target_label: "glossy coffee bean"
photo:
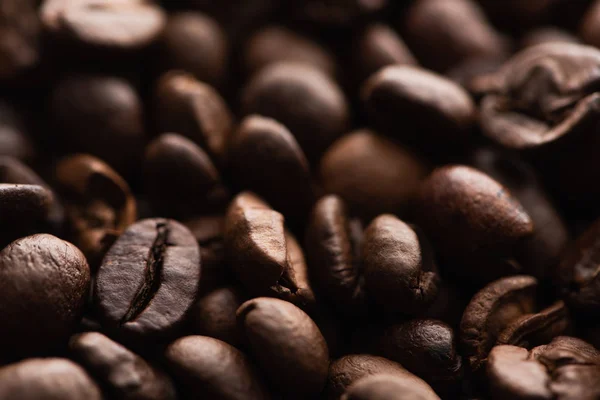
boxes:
[417,165,534,284]
[363,215,440,316]
[320,129,428,220]
[242,62,349,161]
[144,133,229,218]
[341,373,440,400]
[55,154,136,268]
[0,234,90,359]
[69,332,177,400]
[224,192,316,311]
[237,297,329,398]
[0,102,35,162]
[164,335,270,400]
[94,218,201,342]
[0,0,40,81]
[229,115,314,223]
[154,71,234,164]
[0,358,102,400]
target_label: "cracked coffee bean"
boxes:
[94,218,201,342]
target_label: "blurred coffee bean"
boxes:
[0,0,40,82]
[341,373,440,400]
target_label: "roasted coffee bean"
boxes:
[0,234,90,359]
[320,129,428,220]
[520,26,580,49]
[50,74,146,176]
[417,165,534,284]
[144,133,229,218]
[224,192,316,311]
[164,335,270,400]
[305,195,366,316]
[362,65,476,156]
[378,319,462,394]
[0,102,35,162]
[0,0,40,81]
[159,11,228,86]
[94,218,201,342]
[341,373,440,400]
[243,25,336,77]
[69,332,177,400]
[291,0,387,26]
[237,297,329,398]
[41,0,166,51]
[403,0,507,72]
[460,275,538,373]
[325,354,412,400]
[242,62,349,161]
[229,115,314,223]
[0,358,102,400]
[55,154,136,268]
[363,215,440,315]
[190,286,245,347]
[487,337,600,400]
[154,70,233,164]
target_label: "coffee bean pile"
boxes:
[2,0,600,399]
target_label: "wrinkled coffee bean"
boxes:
[0,234,90,359]
[69,332,177,400]
[55,154,137,268]
[0,358,102,400]
[237,297,329,398]
[164,335,270,400]
[94,218,201,342]
[341,373,440,400]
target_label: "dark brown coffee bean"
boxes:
[55,154,137,268]
[325,354,412,400]
[144,133,229,218]
[154,71,234,165]
[351,23,417,82]
[416,165,534,284]
[341,373,440,400]
[0,234,90,359]
[237,297,329,398]
[291,0,387,26]
[50,74,146,176]
[0,0,40,81]
[190,286,246,347]
[487,337,600,400]
[362,215,440,315]
[362,65,476,155]
[69,332,177,400]
[243,25,336,77]
[403,0,507,72]
[0,102,36,162]
[159,12,228,86]
[460,275,538,373]
[520,27,580,49]
[229,115,314,222]
[305,195,366,316]
[0,358,102,400]
[224,192,316,311]
[94,218,201,342]
[242,62,349,161]
[41,0,166,51]
[378,319,462,394]
[320,129,428,220]
[164,335,271,400]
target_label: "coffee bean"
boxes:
[94,218,201,342]
[243,25,336,77]
[55,154,137,268]
[242,62,349,161]
[164,335,270,400]
[341,373,440,400]
[0,0,40,81]
[144,133,229,218]
[0,358,102,400]
[159,12,228,86]
[229,115,314,223]
[224,192,316,311]
[154,71,234,164]
[237,297,329,398]
[69,332,177,400]
[417,165,534,285]
[320,129,428,219]
[363,215,440,316]
[0,234,90,359]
